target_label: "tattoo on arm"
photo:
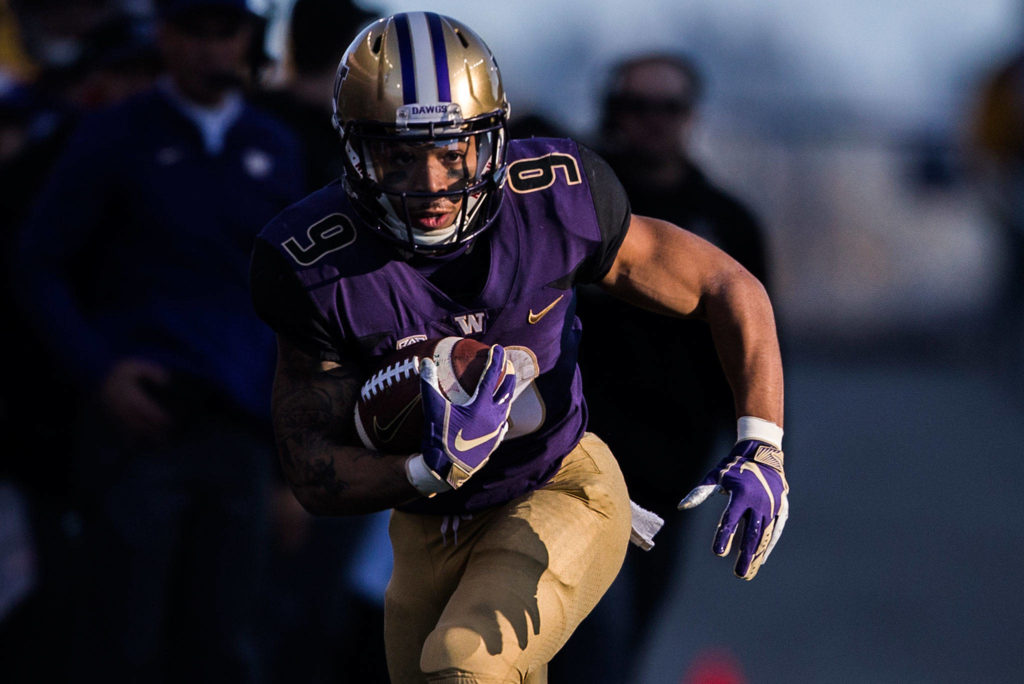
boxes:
[271,340,366,511]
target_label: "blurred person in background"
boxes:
[0,0,33,80]
[968,46,1024,379]
[0,7,162,475]
[0,0,122,174]
[0,8,161,681]
[6,0,116,76]
[255,0,377,191]
[253,4,393,682]
[552,53,771,682]
[0,0,157,226]
[13,0,304,680]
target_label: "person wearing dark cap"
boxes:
[68,13,161,109]
[14,0,304,680]
[155,0,259,102]
[256,0,379,191]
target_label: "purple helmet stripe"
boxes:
[393,14,417,105]
[426,13,451,102]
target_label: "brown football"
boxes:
[354,337,498,454]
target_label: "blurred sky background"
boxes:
[256,0,1021,134]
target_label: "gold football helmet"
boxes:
[332,12,510,252]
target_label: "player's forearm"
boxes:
[703,269,784,426]
[278,439,417,515]
[271,341,420,514]
[272,386,419,514]
[602,216,784,424]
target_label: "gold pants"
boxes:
[385,433,632,684]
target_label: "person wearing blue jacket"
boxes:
[15,1,304,680]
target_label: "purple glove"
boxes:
[679,440,789,580]
[419,344,516,489]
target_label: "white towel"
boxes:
[629,500,664,551]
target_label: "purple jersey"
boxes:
[252,138,630,514]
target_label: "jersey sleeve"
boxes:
[250,238,341,362]
[575,143,632,283]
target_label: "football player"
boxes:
[250,12,789,683]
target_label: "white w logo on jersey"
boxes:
[453,313,486,335]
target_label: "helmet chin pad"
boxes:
[378,193,458,247]
[397,223,458,247]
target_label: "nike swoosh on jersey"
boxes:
[528,294,565,324]
[453,424,504,452]
[373,396,421,444]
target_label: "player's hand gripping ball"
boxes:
[679,440,790,580]
[419,344,516,489]
[354,336,508,455]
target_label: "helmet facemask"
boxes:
[341,112,508,254]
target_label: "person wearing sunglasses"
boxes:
[560,53,774,682]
